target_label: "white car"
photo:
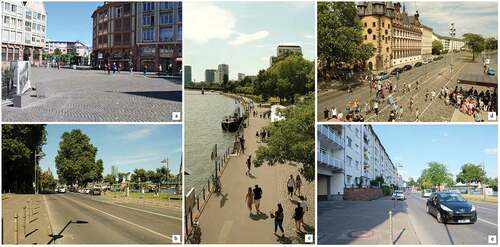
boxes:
[422,189,433,197]
[56,187,66,193]
[392,190,405,200]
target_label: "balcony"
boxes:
[318,152,344,172]
[318,125,343,150]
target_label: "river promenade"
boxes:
[196,101,315,244]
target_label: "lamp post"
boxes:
[34,151,42,194]
[449,23,456,75]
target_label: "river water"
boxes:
[185,90,240,194]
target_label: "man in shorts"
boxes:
[253,185,263,213]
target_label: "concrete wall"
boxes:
[344,188,384,201]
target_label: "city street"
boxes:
[2,67,182,122]
[44,192,181,244]
[318,193,498,245]
[318,52,497,122]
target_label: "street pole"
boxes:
[449,23,456,77]
[389,210,393,245]
[34,152,37,195]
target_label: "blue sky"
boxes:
[39,125,182,178]
[405,1,497,39]
[45,2,102,46]
[184,1,315,81]
[372,125,498,181]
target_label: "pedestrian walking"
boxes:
[158,64,162,76]
[112,62,117,75]
[373,101,379,116]
[295,175,302,196]
[287,175,295,198]
[118,63,121,73]
[107,63,111,75]
[245,187,254,214]
[271,203,285,237]
[253,185,263,213]
[293,203,305,232]
[246,155,252,176]
[143,64,148,77]
[240,136,245,153]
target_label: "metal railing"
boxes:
[318,152,344,170]
[318,125,344,147]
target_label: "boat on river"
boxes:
[221,107,244,132]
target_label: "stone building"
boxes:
[390,2,422,67]
[421,25,433,59]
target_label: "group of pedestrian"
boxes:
[256,128,270,142]
[245,184,263,214]
[286,174,302,198]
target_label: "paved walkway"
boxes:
[197,105,315,244]
[2,194,53,244]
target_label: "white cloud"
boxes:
[185,2,236,43]
[484,148,498,156]
[111,153,157,166]
[123,126,156,141]
[228,31,270,46]
[305,34,315,39]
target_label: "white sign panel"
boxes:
[10,61,31,95]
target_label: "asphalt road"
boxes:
[406,192,498,245]
[43,192,181,244]
[318,52,497,122]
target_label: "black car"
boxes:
[403,64,412,71]
[414,62,423,67]
[426,192,477,224]
[390,68,402,75]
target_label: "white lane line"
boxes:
[71,193,181,221]
[43,195,55,236]
[478,218,498,226]
[476,205,497,212]
[64,195,172,240]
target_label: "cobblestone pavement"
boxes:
[318,52,497,122]
[2,68,182,122]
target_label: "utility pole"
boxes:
[34,151,41,195]
[449,23,456,76]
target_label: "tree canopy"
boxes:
[432,40,443,55]
[456,163,486,185]
[253,94,315,181]
[317,2,375,81]
[2,125,47,193]
[463,33,485,61]
[417,162,454,189]
[55,129,103,186]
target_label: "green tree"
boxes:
[485,37,497,51]
[486,177,498,191]
[103,174,116,184]
[156,166,172,183]
[132,168,148,183]
[2,125,47,193]
[317,2,375,80]
[432,40,443,55]
[55,129,103,187]
[418,162,454,190]
[456,163,486,194]
[407,177,419,188]
[39,169,57,192]
[463,33,485,61]
[254,94,315,181]
[53,48,62,56]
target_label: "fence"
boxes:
[7,198,39,244]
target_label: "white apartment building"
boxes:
[45,40,90,57]
[217,64,228,83]
[1,0,47,67]
[433,33,465,52]
[318,125,401,201]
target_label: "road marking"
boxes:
[43,195,55,237]
[476,205,497,212]
[64,195,172,240]
[71,193,181,221]
[478,218,498,226]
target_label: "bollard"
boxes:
[196,197,200,211]
[23,206,27,237]
[14,213,19,244]
[202,188,206,201]
[28,200,31,222]
[389,210,393,245]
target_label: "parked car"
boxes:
[56,186,66,193]
[390,68,402,75]
[403,64,412,71]
[422,189,433,197]
[84,188,91,194]
[375,71,390,80]
[90,188,101,195]
[487,67,495,76]
[426,192,477,224]
[392,190,405,200]
[414,62,423,67]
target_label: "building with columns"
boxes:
[390,2,422,67]
[421,24,433,59]
[1,0,47,67]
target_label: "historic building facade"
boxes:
[421,25,433,59]
[1,1,47,67]
[390,3,422,67]
[92,2,136,70]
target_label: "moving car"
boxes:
[390,68,402,75]
[422,189,433,197]
[487,67,495,76]
[56,186,66,193]
[414,62,423,67]
[90,188,101,195]
[403,64,412,71]
[426,192,477,224]
[375,71,390,81]
[392,190,405,200]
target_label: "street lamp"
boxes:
[449,23,456,75]
[34,151,42,194]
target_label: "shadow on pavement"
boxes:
[393,227,406,244]
[120,91,182,102]
[219,193,229,208]
[275,233,293,244]
[47,220,88,244]
[249,212,269,221]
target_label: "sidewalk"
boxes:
[197,105,315,244]
[2,194,53,244]
[318,197,419,245]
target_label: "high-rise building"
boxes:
[317,125,401,201]
[1,1,47,67]
[270,44,302,66]
[217,64,228,83]
[136,2,182,75]
[184,65,191,83]
[205,69,216,83]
